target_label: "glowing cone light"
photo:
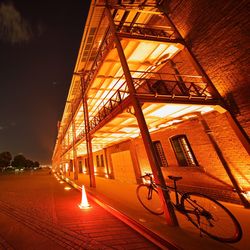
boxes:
[79,185,90,209]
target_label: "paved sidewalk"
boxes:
[0,170,167,249]
[64,172,250,250]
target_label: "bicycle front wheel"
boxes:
[181,192,242,243]
[136,184,164,215]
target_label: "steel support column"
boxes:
[67,134,71,176]
[103,147,110,177]
[79,75,96,188]
[72,118,78,180]
[84,98,96,187]
[105,6,178,226]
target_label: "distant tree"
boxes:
[25,159,35,169]
[34,161,40,168]
[12,154,27,169]
[0,151,12,170]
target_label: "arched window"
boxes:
[153,140,168,167]
[170,135,198,166]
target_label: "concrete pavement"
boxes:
[0,170,165,249]
[64,172,250,250]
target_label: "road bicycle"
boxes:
[136,173,242,243]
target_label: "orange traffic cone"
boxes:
[79,185,91,209]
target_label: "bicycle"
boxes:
[136,173,242,243]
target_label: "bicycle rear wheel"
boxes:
[181,192,242,243]
[136,184,164,215]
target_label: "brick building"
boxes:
[52,0,250,210]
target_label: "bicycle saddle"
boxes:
[168,175,182,181]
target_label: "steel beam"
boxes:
[106,6,178,227]
[72,118,78,180]
[117,33,183,44]
[78,75,96,188]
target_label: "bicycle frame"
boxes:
[143,174,181,208]
[139,173,243,243]
[143,174,200,215]
[155,181,206,216]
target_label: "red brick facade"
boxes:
[164,0,250,137]
[58,0,250,205]
[78,110,250,203]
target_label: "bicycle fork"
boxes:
[147,185,153,200]
[192,207,215,237]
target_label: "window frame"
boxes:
[96,155,100,167]
[153,140,168,167]
[100,154,104,167]
[170,134,198,167]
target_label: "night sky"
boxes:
[0,0,90,164]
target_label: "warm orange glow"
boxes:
[64,186,71,190]
[163,44,180,57]
[73,183,79,189]
[128,42,157,62]
[171,106,214,118]
[65,163,69,172]
[79,185,91,209]
[243,191,250,199]
[150,105,182,118]
[150,44,169,60]
[157,119,182,128]
[52,1,229,191]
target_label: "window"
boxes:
[84,158,89,173]
[153,141,168,167]
[70,160,73,171]
[96,155,100,167]
[100,154,104,167]
[79,160,82,173]
[170,135,198,166]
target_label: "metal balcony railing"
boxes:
[109,0,161,6]
[87,71,216,132]
[132,71,214,98]
[83,29,114,92]
[89,79,129,131]
[75,130,85,144]
[134,78,211,98]
[116,22,178,40]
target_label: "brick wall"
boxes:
[133,111,250,190]
[205,111,250,188]
[163,0,250,137]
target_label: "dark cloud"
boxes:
[0,121,17,131]
[0,2,33,44]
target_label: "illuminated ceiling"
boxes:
[54,0,221,160]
